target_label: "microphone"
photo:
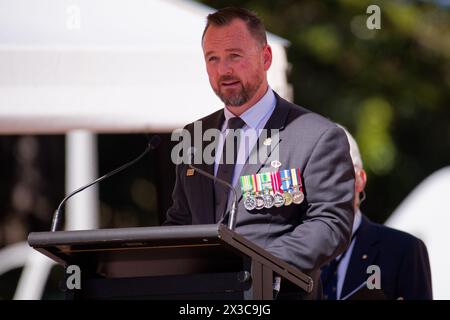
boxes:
[50,135,161,232]
[187,150,239,231]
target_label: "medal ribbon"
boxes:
[290,168,299,191]
[254,173,262,194]
[240,175,253,196]
[280,169,292,192]
[297,168,304,192]
[271,171,282,193]
[260,172,272,194]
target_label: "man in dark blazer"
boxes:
[321,127,433,300]
[164,7,355,299]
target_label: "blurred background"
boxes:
[0,0,449,299]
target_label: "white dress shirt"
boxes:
[336,209,362,299]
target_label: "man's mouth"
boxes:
[221,80,240,87]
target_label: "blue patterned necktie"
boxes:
[321,258,340,300]
[321,226,361,300]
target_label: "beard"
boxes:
[214,74,263,107]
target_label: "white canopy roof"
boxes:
[0,0,291,134]
[386,167,450,299]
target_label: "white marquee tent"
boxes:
[0,0,291,134]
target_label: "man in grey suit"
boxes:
[164,7,355,299]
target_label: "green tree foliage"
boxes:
[199,0,450,221]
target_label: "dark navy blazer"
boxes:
[341,215,433,300]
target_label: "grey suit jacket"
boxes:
[165,92,355,298]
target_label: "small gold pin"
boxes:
[263,137,272,146]
[186,168,195,176]
[362,254,368,260]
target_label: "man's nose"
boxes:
[217,60,233,76]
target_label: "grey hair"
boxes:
[337,124,363,170]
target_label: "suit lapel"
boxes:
[197,110,224,224]
[341,215,380,298]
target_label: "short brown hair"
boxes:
[202,7,267,46]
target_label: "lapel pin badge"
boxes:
[186,168,195,176]
[271,160,282,169]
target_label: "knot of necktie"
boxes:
[226,117,246,130]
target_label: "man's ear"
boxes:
[263,44,272,71]
[355,168,367,193]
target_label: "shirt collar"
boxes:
[335,208,362,261]
[353,209,362,236]
[222,87,276,131]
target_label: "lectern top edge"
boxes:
[28,224,222,248]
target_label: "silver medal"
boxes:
[244,194,256,210]
[263,193,275,209]
[273,191,285,207]
[255,194,265,210]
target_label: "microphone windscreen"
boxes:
[148,135,161,150]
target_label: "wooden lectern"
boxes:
[28,224,313,299]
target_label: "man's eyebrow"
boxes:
[225,48,244,53]
[204,48,244,57]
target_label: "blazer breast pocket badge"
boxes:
[239,168,304,211]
